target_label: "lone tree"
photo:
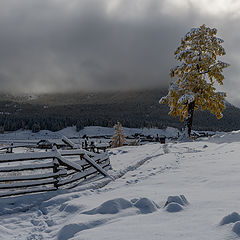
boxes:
[112,122,126,147]
[160,24,229,137]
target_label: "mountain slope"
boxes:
[0,89,239,131]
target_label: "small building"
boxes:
[159,135,166,144]
[37,139,66,149]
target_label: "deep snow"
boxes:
[0,130,240,239]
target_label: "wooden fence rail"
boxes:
[0,148,111,198]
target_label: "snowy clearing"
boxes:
[0,131,240,239]
[0,126,180,142]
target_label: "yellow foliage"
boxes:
[160,24,229,121]
[112,122,126,148]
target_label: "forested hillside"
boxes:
[0,89,239,132]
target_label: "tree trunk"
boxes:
[185,101,195,137]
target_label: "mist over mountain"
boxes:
[0,89,240,133]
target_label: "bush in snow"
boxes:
[160,24,229,138]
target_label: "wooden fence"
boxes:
[0,148,111,198]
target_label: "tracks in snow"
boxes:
[72,144,169,193]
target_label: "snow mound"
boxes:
[220,212,240,225]
[58,223,84,240]
[164,195,189,207]
[83,198,133,215]
[210,131,240,144]
[133,197,159,214]
[165,202,184,213]
[232,221,240,236]
[57,220,106,240]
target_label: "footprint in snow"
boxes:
[26,233,44,240]
[149,173,156,176]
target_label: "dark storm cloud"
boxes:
[0,0,239,104]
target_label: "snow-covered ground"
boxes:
[1,131,240,239]
[0,126,180,141]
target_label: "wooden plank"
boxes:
[0,187,57,198]
[59,149,104,158]
[62,136,80,149]
[57,155,112,179]
[58,168,96,186]
[0,151,57,163]
[83,154,113,180]
[92,154,109,162]
[64,155,109,168]
[0,162,54,172]
[103,165,111,171]
[59,149,86,156]
[57,155,84,172]
[62,161,110,182]
[0,144,37,150]
[63,159,110,178]
[0,169,67,182]
[0,178,57,189]
[58,161,110,186]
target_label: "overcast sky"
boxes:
[0,0,240,104]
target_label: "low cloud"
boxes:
[0,0,239,105]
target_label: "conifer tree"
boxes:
[32,122,40,133]
[160,24,229,137]
[112,122,126,147]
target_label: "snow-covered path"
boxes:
[1,135,240,239]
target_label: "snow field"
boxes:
[1,132,240,239]
[0,126,180,141]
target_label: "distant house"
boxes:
[37,139,66,149]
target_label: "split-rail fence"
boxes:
[0,148,112,198]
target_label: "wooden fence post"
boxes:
[53,158,59,189]
[80,154,87,179]
[52,145,59,189]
